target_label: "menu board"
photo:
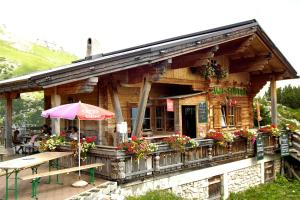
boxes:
[280,132,289,157]
[198,102,208,123]
[256,133,264,160]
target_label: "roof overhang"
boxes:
[0,19,298,94]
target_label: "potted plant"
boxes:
[163,133,197,152]
[118,136,158,160]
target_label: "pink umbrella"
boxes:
[42,101,114,186]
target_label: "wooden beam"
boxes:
[230,55,271,73]
[51,87,61,135]
[132,75,152,137]
[108,80,125,144]
[171,45,219,68]
[108,83,124,124]
[270,75,277,125]
[216,35,256,56]
[97,82,104,145]
[4,94,13,149]
[234,35,256,54]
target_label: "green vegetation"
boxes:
[126,190,183,200]
[0,26,77,80]
[0,26,77,127]
[0,92,44,127]
[255,85,300,129]
[228,176,300,200]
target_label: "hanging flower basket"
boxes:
[200,59,228,82]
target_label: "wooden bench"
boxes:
[21,163,104,199]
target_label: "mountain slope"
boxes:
[0,25,78,80]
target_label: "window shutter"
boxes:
[235,106,242,127]
[213,105,222,129]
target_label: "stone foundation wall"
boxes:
[228,164,261,193]
[172,179,209,200]
[68,155,281,200]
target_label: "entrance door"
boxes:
[181,106,196,138]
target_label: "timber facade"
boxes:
[0,19,299,198]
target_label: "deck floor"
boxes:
[0,154,107,200]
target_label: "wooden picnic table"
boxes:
[0,151,73,200]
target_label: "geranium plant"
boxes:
[259,124,280,137]
[207,130,235,146]
[234,129,257,143]
[71,136,97,161]
[163,133,197,152]
[39,135,65,152]
[118,136,158,160]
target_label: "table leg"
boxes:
[55,159,63,185]
[5,169,8,200]
[89,168,95,185]
[47,160,52,184]
[14,170,19,200]
[31,178,40,199]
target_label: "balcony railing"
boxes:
[57,135,280,183]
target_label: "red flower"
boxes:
[175,131,180,135]
[131,136,137,141]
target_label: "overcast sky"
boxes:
[0,0,299,87]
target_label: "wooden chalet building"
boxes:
[0,20,299,199]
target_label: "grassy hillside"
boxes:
[255,97,300,129]
[0,26,78,79]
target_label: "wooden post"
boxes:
[108,82,125,144]
[97,82,107,145]
[51,87,61,135]
[132,75,152,137]
[4,94,13,149]
[270,76,277,125]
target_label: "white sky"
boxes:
[0,0,299,87]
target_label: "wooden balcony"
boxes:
[57,135,280,183]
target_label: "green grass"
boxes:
[126,190,183,200]
[0,38,78,78]
[228,177,300,200]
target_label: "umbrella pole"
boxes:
[78,119,81,179]
[72,118,87,187]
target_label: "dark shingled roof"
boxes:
[0,19,298,93]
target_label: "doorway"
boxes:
[181,105,196,138]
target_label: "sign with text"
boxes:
[167,98,174,112]
[212,87,247,96]
[280,132,289,157]
[256,133,264,160]
[198,102,208,123]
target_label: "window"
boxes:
[154,106,174,132]
[143,107,151,131]
[166,111,175,131]
[130,107,151,131]
[214,104,241,129]
[155,106,164,131]
[264,161,275,182]
[208,175,222,199]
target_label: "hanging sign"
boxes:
[198,102,208,123]
[256,133,264,160]
[167,98,174,112]
[280,131,289,157]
